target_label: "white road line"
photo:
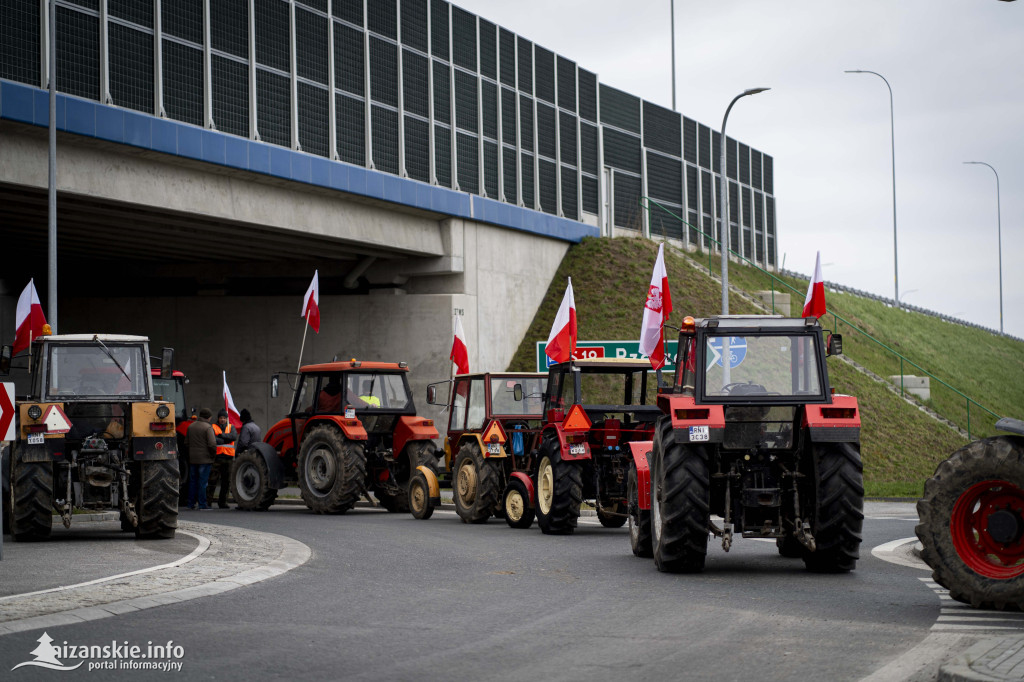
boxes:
[871,537,929,570]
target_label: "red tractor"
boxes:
[530,358,662,535]
[425,372,547,527]
[629,315,863,573]
[230,359,441,516]
[917,417,1024,610]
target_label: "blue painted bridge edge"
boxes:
[0,79,597,244]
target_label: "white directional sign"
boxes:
[42,404,73,434]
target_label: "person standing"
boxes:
[211,409,237,509]
[186,408,217,510]
[236,409,262,454]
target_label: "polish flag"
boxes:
[222,371,242,429]
[802,251,826,319]
[545,277,577,364]
[639,243,673,369]
[450,315,469,375]
[302,270,320,333]
[13,279,48,355]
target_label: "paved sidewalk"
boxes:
[939,637,1024,682]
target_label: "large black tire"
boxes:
[298,426,366,514]
[535,434,583,535]
[231,448,278,511]
[135,459,179,540]
[408,471,435,520]
[628,463,652,558]
[597,502,627,528]
[651,417,710,573]
[916,436,1024,610]
[378,441,439,513]
[2,445,11,535]
[503,478,535,529]
[452,442,501,524]
[9,454,53,542]
[803,442,864,573]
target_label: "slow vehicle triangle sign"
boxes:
[42,404,73,434]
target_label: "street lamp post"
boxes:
[670,0,676,110]
[964,161,1004,333]
[845,70,898,306]
[719,87,770,315]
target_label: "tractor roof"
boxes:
[552,358,652,370]
[454,372,547,380]
[36,334,149,343]
[301,360,409,373]
[695,316,821,332]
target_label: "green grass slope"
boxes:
[508,236,980,497]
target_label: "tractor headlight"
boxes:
[156,405,170,419]
[27,405,42,420]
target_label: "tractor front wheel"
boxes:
[628,463,652,558]
[231,449,278,511]
[651,417,709,573]
[135,460,179,540]
[503,478,535,529]
[298,427,366,514]
[452,443,500,524]
[9,455,53,542]
[803,442,864,573]
[408,471,435,520]
[917,436,1024,610]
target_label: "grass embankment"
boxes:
[506,236,1010,498]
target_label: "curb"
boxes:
[938,636,1024,682]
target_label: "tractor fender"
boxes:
[628,441,653,511]
[509,471,535,506]
[657,394,725,444]
[542,424,590,462]
[803,395,861,443]
[996,417,1024,437]
[15,438,64,463]
[248,441,288,490]
[458,433,507,459]
[394,415,440,457]
[302,415,367,442]
[415,464,441,504]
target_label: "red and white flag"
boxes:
[302,270,320,333]
[639,243,673,369]
[13,278,48,355]
[802,251,826,319]
[222,371,242,429]
[545,277,577,364]
[450,315,469,375]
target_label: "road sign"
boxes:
[42,404,72,434]
[707,336,747,370]
[1,383,13,441]
[535,340,679,372]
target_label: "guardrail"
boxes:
[641,196,1003,438]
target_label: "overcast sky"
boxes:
[454,0,1024,338]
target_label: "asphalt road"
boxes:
[1,502,1021,681]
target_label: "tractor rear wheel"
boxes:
[452,443,500,524]
[9,454,53,542]
[803,442,864,573]
[597,502,627,528]
[503,478,535,529]
[651,417,709,573]
[535,438,582,536]
[628,463,652,558]
[298,426,366,514]
[916,436,1024,610]
[408,471,435,520]
[231,449,278,511]
[135,459,179,539]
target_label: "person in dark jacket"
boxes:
[236,409,262,454]
[186,408,217,510]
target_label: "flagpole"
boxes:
[297,309,311,373]
[447,314,456,408]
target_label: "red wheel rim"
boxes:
[950,479,1024,579]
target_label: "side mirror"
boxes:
[826,334,843,357]
[426,385,437,405]
[271,374,280,399]
[0,345,11,375]
[160,347,174,379]
[513,384,523,401]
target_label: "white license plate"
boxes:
[689,426,709,442]
[568,443,586,455]
[486,443,502,455]
[27,433,44,445]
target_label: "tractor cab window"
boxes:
[491,377,545,416]
[46,344,147,400]
[702,334,824,400]
[450,379,469,431]
[466,378,486,430]
[152,376,186,420]
[315,373,344,413]
[344,373,411,410]
[575,368,650,406]
[544,369,566,412]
